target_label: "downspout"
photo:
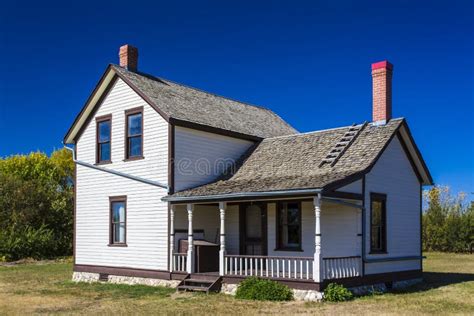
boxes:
[63,143,168,191]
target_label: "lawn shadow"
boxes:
[391,272,474,294]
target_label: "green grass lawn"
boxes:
[0,252,473,315]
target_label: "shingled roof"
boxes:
[112,65,297,139]
[165,118,415,200]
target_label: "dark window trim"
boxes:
[109,196,127,246]
[124,106,144,161]
[275,201,303,252]
[95,114,112,164]
[369,192,387,254]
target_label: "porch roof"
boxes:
[164,118,432,203]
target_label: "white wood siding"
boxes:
[75,78,169,270]
[336,179,362,194]
[364,135,421,274]
[174,126,254,191]
[267,201,359,258]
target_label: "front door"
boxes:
[240,203,267,255]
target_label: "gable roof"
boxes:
[64,65,297,143]
[164,118,433,202]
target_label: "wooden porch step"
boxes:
[176,275,222,294]
[177,285,209,292]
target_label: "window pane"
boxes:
[113,223,126,243]
[99,143,110,161]
[372,201,382,225]
[98,121,110,142]
[371,226,380,250]
[128,136,142,157]
[287,225,299,245]
[128,114,142,136]
[287,204,299,225]
[279,203,301,248]
[112,202,125,222]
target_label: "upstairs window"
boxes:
[110,196,127,245]
[125,107,143,160]
[370,193,387,253]
[277,202,302,251]
[96,115,111,164]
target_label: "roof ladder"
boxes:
[319,122,368,167]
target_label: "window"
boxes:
[370,193,387,253]
[109,196,126,245]
[96,115,111,164]
[276,202,301,250]
[125,107,143,160]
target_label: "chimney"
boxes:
[119,44,138,72]
[371,60,393,124]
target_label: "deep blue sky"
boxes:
[1,1,473,198]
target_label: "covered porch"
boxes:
[168,193,364,284]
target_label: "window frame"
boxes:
[124,107,144,161]
[95,114,112,164]
[109,196,127,247]
[369,192,387,254]
[275,201,303,252]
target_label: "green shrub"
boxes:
[324,283,353,302]
[0,225,56,261]
[235,277,293,301]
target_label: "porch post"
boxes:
[186,204,194,273]
[219,202,226,276]
[313,193,323,282]
[169,204,175,272]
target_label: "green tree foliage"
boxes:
[423,186,473,253]
[0,149,74,261]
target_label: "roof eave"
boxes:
[63,64,115,144]
[162,188,323,204]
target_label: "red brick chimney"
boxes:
[371,60,393,124]
[119,45,138,72]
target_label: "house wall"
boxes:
[174,126,255,192]
[267,201,359,258]
[336,179,362,194]
[75,78,169,271]
[364,135,421,274]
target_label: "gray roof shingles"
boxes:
[112,65,297,139]
[169,119,404,198]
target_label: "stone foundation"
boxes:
[72,272,179,288]
[350,277,423,296]
[292,289,324,301]
[221,277,422,302]
[393,278,423,289]
[72,272,100,283]
[221,283,238,295]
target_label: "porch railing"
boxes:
[224,255,314,280]
[322,256,362,280]
[172,253,187,272]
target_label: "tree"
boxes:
[0,149,74,261]
[423,186,473,253]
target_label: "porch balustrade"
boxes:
[224,255,314,280]
[322,256,362,279]
[224,255,362,281]
[172,253,187,272]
